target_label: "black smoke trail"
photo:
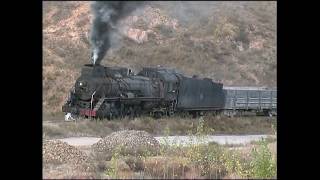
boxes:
[90,1,144,65]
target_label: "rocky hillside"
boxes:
[43,1,276,113]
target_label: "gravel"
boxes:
[43,140,88,164]
[92,130,160,159]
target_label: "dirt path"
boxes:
[57,137,101,146]
[56,135,275,147]
[155,135,273,146]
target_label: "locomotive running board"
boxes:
[177,106,222,111]
[90,97,163,113]
[103,97,163,102]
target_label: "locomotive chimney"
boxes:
[90,50,99,65]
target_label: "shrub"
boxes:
[185,143,227,178]
[249,139,276,178]
[221,138,277,178]
[222,149,251,178]
[143,156,191,178]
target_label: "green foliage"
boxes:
[249,139,276,178]
[143,116,276,179]
[222,149,251,178]
[105,145,122,178]
[271,121,277,135]
[44,116,277,178]
[183,119,225,178]
[196,117,205,136]
[221,138,276,178]
[44,113,277,179]
[187,143,226,178]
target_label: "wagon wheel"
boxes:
[154,111,163,119]
[129,106,135,119]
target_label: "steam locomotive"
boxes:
[62,64,277,120]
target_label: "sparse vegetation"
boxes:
[43,116,277,179]
[43,114,276,139]
[249,139,277,178]
[100,120,276,179]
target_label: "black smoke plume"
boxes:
[90,1,144,65]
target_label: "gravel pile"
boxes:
[43,140,88,164]
[92,130,160,158]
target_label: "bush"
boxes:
[185,143,227,178]
[143,156,191,178]
[221,138,276,178]
[123,156,145,172]
[222,149,251,178]
[249,139,276,178]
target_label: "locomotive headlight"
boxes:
[77,81,88,91]
[79,81,86,87]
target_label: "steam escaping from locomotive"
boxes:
[90,1,144,65]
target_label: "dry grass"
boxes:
[43,161,97,179]
[44,142,277,179]
[43,115,276,139]
[143,156,191,178]
[43,125,277,179]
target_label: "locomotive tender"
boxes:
[62,64,276,120]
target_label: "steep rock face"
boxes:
[43,1,276,113]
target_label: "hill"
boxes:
[43,1,276,114]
